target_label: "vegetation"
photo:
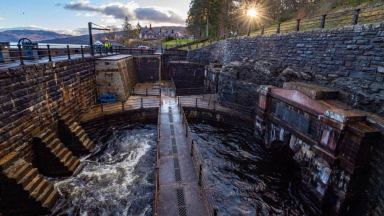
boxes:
[186,0,384,40]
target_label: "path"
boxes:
[157,81,209,216]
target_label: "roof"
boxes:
[94,40,123,47]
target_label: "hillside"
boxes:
[41,26,186,45]
[0,30,73,42]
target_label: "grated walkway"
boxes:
[157,82,209,216]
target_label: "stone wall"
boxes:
[169,61,205,95]
[0,57,97,164]
[188,22,384,115]
[134,55,161,83]
[95,55,137,101]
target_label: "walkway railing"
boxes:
[154,107,161,216]
[132,88,161,96]
[177,97,256,215]
[178,97,255,120]
[2,44,122,65]
[79,97,161,121]
[178,102,218,216]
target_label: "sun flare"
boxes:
[247,9,258,18]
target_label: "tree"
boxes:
[104,25,119,40]
[122,16,136,39]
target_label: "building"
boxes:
[139,24,157,39]
[139,24,180,40]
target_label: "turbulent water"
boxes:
[190,123,323,216]
[50,124,157,216]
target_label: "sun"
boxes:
[247,9,258,18]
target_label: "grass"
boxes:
[179,1,384,50]
[162,39,194,47]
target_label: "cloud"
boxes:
[0,17,4,21]
[63,0,185,25]
[55,3,62,6]
[74,12,96,17]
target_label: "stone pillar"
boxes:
[0,42,15,63]
[255,85,277,138]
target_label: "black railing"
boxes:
[255,4,384,36]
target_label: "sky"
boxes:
[0,0,191,35]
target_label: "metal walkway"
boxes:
[157,82,209,216]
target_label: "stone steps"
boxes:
[59,114,96,156]
[0,152,60,212]
[34,130,80,176]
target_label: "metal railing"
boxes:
[119,48,156,55]
[178,97,255,120]
[174,87,207,96]
[178,101,218,216]
[0,44,123,65]
[254,4,384,36]
[154,106,161,216]
[132,88,161,96]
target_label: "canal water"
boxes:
[190,123,323,216]
[50,123,157,216]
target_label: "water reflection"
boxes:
[190,123,322,216]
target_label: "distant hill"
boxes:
[40,26,186,45]
[0,30,73,42]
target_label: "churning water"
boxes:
[190,123,322,216]
[50,124,157,216]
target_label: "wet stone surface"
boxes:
[50,123,157,216]
[189,122,322,216]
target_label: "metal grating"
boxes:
[175,169,182,182]
[176,188,186,206]
[171,129,175,136]
[178,207,187,216]
[173,145,178,154]
[173,157,180,168]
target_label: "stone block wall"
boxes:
[188,22,384,115]
[95,55,137,101]
[0,57,97,164]
[168,61,205,95]
[134,55,161,83]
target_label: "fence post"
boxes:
[122,101,124,111]
[119,46,121,54]
[99,46,102,56]
[214,101,216,110]
[352,8,361,25]
[277,23,281,34]
[261,26,265,35]
[247,25,251,36]
[196,98,198,108]
[198,164,203,186]
[47,44,52,62]
[321,14,327,28]
[133,88,135,95]
[141,98,143,108]
[81,45,84,58]
[17,43,24,65]
[67,45,71,59]
[296,19,301,32]
[101,104,104,114]
[146,88,148,96]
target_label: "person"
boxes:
[104,43,108,53]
